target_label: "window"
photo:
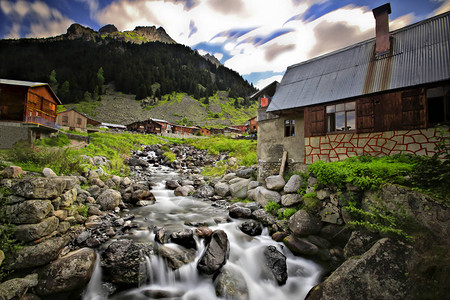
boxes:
[427,86,450,124]
[77,118,82,125]
[285,120,295,137]
[326,102,355,132]
[62,116,68,124]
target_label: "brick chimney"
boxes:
[372,3,391,55]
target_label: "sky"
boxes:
[1,0,449,89]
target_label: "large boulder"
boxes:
[229,179,251,199]
[284,175,303,193]
[194,184,215,198]
[265,175,285,191]
[254,187,281,207]
[214,265,249,300]
[170,229,197,249]
[235,168,255,179]
[239,220,262,236]
[35,248,96,296]
[102,239,155,286]
[97,189,121,210]
[6,200,53,224]
[214,182,230,197]
[11,177,66,199]
[263,245,288,285]
[60,188,77,207]
[197,230,229,275]
[3,236,70,270]
[14,216,59,242]
[127,157,149,168]
[229,205,252,219]
[305,238,417,300]
[288,210,322,236]
[1,166,23,178]
[281,194,303,207]
[251,209,277,226]
[157,245,196,270]
[343,230,379,259]
[174,185,194,196]
[283,235,319,256]
[0,273,38,300]
[42,167,57,177]
[165,180,180,190]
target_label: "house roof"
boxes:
[58,108,100,123]
[0,79,62,105]
[267,11,450,113]
[250,81,279,99]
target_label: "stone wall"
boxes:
[304,128,448,164]
[0,122,30,149]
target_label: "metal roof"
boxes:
[267,11,450,112]
[0,78,63,105]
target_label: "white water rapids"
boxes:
[83,166,322,300]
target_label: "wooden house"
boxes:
[0,79,61,148]
[153,119,172,134]
[258,5,450,178]
[247,116,257,134]
[126,119,163,134]
[210,128,225,135]
[200,128,211,136]
[224,127,243,138]
[56,109,89,131]
[230,125,248,133]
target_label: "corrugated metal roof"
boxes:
[0,79,47,87]
[267,11,450,112]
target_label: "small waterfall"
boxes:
[83,252,105,300]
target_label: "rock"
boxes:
[102,239,155,286]
[229,205,252,218]
[281,194,303,207]
[320,224,353,248]
[214,265,249,300]
[154,228,167,244]
[87,205,103,216]
[58,221,70,234]
[170,229,197,249]
[91,178,105,188]
[316,189,331,200]
[6,200,53,224]
[3,236,70,270]
[263,245,288,285]
[157,245,196,270]
[229,179,251,199]
[254,186,281,207]
[0,250,4,266]
[214,182,230,197]
[196,226,213,238]
[165,180,180,189]
[235,168,255,179]
[288,210,322,236]
[42,167,57,177]
[194,184,215,198]
[248,180,259,190]
[11,177,66,199]
[343,230,379,259]
[128,157,149,168]
[60,187,77,207]
[265,175,285,191]
[306,235,331,249]
[14,216,59,242]
[121,177,132,187]
[132,190,155,203]
[197,229,229,275]
[305,238,416,300]
[222,173,237,183]
[319,202,342,225]
[284,175,303,193]
[1,166,23,178]
[283,235,319,256]
[88,185,102,198]
[0,273,38,300]
[174,185,194,196]
[251,209,277,226]
[272,232,289,242]
[35,248,96,296]
[97,189,121,210]
[239,220,262,236]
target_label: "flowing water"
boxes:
[83,166,322,300]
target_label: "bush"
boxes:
[34,134,71,147]
[265,201,281,215]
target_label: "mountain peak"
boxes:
[99,24,118,34]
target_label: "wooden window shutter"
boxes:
[356,97,375,133]
[401,89,425,129]
[305,105,326,137]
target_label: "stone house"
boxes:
[258,4,450,177]
[0,79,61,148]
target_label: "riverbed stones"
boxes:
[288,210,322,236]
[174,185,194,196]
[214,182,230,197]
[6,200,53,224]
[265,175,285,191]
[194,184,215,198]
[229,179,251,199]
[251,209,277,226]
[14,216,59,242]
[214,265,249,300]
[35,248,96,296]
[283,235,319,256]
[11,177,66,199]
[254,186,281,207]
[197,229,229,275]
[229,205,252,219]
[239,220,262,236]
[170,229,197,249]
[235,168,255,179]
[97,189,121,210]
[0,273,38,300]
[157,245,196,270]
[263,245,288,285]
[281,194,303,207]
[165,180,180,190]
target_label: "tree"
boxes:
[59,81,70,102]
[97,67,104,94]
[49,69,57,89]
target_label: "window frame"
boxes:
[326,101,356,133]
[426,86,450,125]
[284,119,295,137]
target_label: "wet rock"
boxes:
[343,230,379,259]
[239,220,262,236]
[265,175,285,191]
[132,190,155,203]
[154,228,167,244]
[128,157,149,168]
[165,180,180,190]
[319,224,352,248]
[305,238,416,300]
[174,185,194,196]
[214,182,230,197]
[197,229,229,275]
[196,226,213,238]
[229,179,251,199]
[170,229,197,249]
[14,216,59,242]
[306,235,331,249]
[35,248,96,296]
[251,209,277,226]
[11,177,66,199]
[6,200,53,224]
[263,245,288,285]
[284,175,303,193]
[229,205,252,218]
[0,273,38,300]
[281,194,303,207]
[288,210,322,236]
[194,184,215,198]
[157,245,196,270]
[143,289,184,299]
[283,235,319,256]
[1,166,23,178]
[272,231,289,242]
[3,236,70,270]
[42,167,57,177]
[214,265,249,300]
[254,186,281,207]
[97,189,121,210]
[102,239,155,286]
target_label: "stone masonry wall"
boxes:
[0,123,30,149]
[305,128,447,164]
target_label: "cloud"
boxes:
[207,0,244,15]
[432,0,450,15]
[189,20,198,38]
[255,75,283,90]
[265,43,296,61]
[75,0,99,18]
[0,0,73,38]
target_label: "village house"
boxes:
[230,124,248,133]
[258,4,450,178]
[0,79,61,148]
[210,128,225,135]
[247,116,257,134]
[126,119,162,134]
[56,109,99,132]
[200,127,211,136]
[224,126,243,138]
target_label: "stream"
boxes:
[83,165,322,300]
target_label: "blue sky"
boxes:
[1,0,449,89]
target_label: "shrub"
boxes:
[265,201,281,215]
[164,151,176,162]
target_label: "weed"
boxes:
[265,201,281,215]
